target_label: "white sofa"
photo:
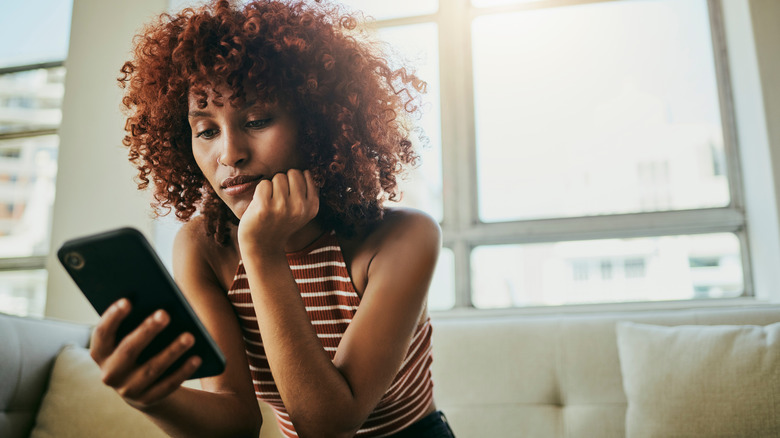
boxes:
[3,304,780,438]
[431,305,780,438]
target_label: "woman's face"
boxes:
[188,85,302,219]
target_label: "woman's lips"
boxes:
[220,175,263,196]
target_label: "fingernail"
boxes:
[116,299,128,310]
[154,310,167,322]
[191,356,202,367]
[180,333,194,346]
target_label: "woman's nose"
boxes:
[217,129,250,167]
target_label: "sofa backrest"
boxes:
[430,305,780,438]
[4,305,780,438]
[0,313,91,438]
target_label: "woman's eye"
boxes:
[196,128,218,139]
[247,118,271,129]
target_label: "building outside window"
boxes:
[0,0,73,316]
[347,0,748,310]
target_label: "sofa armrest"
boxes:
[0,313,92,438]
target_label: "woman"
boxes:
[89,1,453,437]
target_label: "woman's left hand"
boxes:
[237,168,319,254]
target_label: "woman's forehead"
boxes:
[187,83,276,109]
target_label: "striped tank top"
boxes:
[227,231,434,437]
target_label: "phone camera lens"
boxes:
[64,252,85,270]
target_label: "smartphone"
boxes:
[58,227,226,379]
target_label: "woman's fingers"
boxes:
[89,304,198,407]
[240,169,320,247]
[270,170,317,215]
[271,169,317,200]
[303,169,318,200]
[272,171,290,200]
[119,331,198,401]
[286,170,319,223]
[90,298,132,363]
[100,310,170,387]
[303,170,320,215]
[132,354,202,407]
[287,169,307,200]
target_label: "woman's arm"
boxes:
[238,170,440,438]
[89,218,261,437]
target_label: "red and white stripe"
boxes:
[227,231,434,437]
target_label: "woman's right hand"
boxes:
[89,298,203,410]
[237,169,320,255]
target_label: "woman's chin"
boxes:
[226,202,248,221]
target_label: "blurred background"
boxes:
[1,0,779,322]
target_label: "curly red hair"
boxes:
[119,0,425,243]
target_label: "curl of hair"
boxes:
[119,0,426,243]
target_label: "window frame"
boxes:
[365,0,751,310]
[0,61,65,313]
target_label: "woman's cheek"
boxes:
[191,149,213,181]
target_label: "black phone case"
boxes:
[57,227,226,379]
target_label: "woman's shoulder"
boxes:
[340,207,441,301]
[174,215,214,254]
[375,207,440,242]
[382,206,439,226]
[342,207,439,250]
[173,215,238,283]
[340,207,440,285]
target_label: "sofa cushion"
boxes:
[431,317,564,437]
[616,321,780,438]
[29,345,167,438]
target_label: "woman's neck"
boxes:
[283,219,325,253]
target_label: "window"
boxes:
[600,260,613,280]
[0,0,74,316]
[624,258,646,279]
[351,0,748,310]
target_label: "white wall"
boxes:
[45,0,169,322]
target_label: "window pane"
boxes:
[377,23,443,221]
[471,233,743,308]
[0,67,66,135]
[473,0,729,222]
[429,247,455,310]
[0,1,73,68]
[0,135,58,257]
[0,269,47,317]
[342,0,438,21]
